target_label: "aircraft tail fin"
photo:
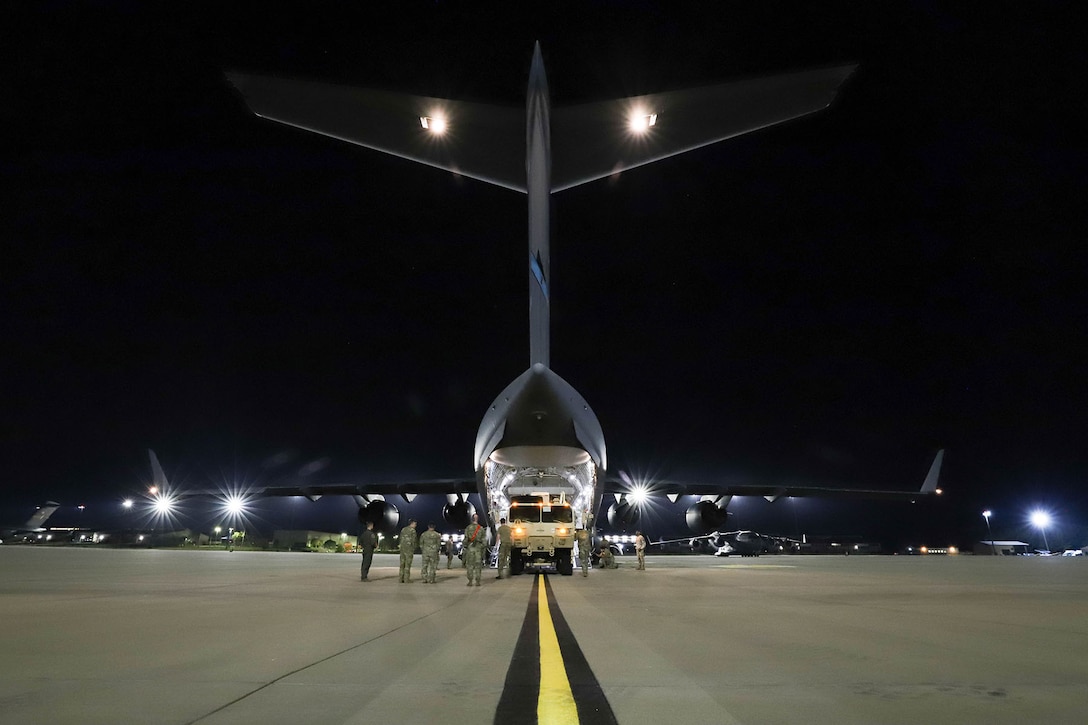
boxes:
[920,449,944,494]
[24,501,60,529]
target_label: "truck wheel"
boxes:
[557,551,574,576]
[510,552,525,575]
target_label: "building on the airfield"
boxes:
[974,540,1031,555]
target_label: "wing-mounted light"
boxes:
[627,109,657,133]
[420,112,448,135]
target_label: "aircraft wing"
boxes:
[256,478,478,503]
[607,450,944,503]
[550,64,856,192]
[226,72,527,192]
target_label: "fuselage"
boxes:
[474,46,606,531]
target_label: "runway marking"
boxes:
[538,575,578,723]
[495,574,618,725]
[713,564,797,569]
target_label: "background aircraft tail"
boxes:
[25,501,60,529]
[148,449,170,491]
[919,449,944,494]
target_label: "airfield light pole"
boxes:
[982,510,995,555]
[1030,511,1051,553]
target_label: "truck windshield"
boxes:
[510,501,573,524]
[542,507,573,524]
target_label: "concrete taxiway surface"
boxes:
[2,547,1086,724]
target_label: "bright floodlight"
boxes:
[420,114,447,134]
[153,495,175,515]
[122,499,134,509]
[224,495,247,517]
[1030,510,1051,529]
[982,509,992,519]
[627,485,650,506]
[628,110,658,133]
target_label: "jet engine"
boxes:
[685,498,730,533]
[357,499,400,535]
[442,497,476,529]
[606,500,641,529]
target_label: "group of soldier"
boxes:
[359,517,649,583]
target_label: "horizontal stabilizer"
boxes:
[227,62,854,195]
[550,65,856,191]
[226,73,526,192]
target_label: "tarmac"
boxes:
[1,547,1086,724]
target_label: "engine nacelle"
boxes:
[606,501,641,530]
[357,500,400,535]
[442,499,476,529]
[686,500,729,533]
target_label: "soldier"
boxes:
[359,521,377,581]
[463,514,486,586]
[496,517,512,579]
[598,543,617,569]
[576,527,591,577]
[635,530,647,571]
[445,536,458,569]
[398,519,418,583]
[419,522,442,583]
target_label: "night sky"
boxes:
[5,2,1086,550]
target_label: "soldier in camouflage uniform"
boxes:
[463,514,486,586]
[495,517,512,579]
[419,522,442,583]
[359,521,377,581]
[576,528,591,577]
[445,536,458,569]
[398,519,418,583]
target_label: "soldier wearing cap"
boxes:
[496,517,512,579]
[398,519,418,583]
[463,514,486,586]
[419,522,442,583]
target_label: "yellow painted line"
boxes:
[537,574,579,724]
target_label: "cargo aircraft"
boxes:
[211,45,942,559]
[0,502,61,544]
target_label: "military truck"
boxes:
[507,493,575,575]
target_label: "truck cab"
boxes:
[508,493,575,575]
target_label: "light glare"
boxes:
[224,495,247,516]
[628,111,657,133]
[1030,510,1051,528]
[153,495,175,515]
[627,485,650,506]
[420,114,447,134]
